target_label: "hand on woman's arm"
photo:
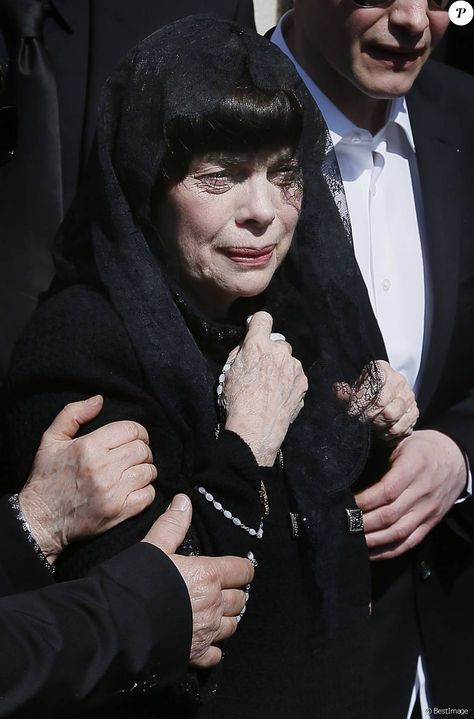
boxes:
[143,494,254,670]
[18,396,156,564]
[222,312,308,466]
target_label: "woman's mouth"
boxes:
[221,245,275,266]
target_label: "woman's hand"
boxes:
[222,312,308,467]
[19,396,156,563]
[334,360,419,443]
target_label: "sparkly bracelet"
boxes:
[8,494,56,574]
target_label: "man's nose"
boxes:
[235,176,276,228]
[389,0,430,36]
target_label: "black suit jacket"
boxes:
[0,0,255,377]
[46,0,256,210]
[364,60,474,717]
[0,496,191,717]
[263,29,474,710]
[431,23,474,78]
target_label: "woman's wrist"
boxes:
[224,417,279,467]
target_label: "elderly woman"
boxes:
[3,16,417,719]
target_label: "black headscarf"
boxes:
[49,16,379,716]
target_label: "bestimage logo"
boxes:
[425,709,469,716]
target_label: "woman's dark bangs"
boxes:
[206,86,303,154]
[159,84,303,185]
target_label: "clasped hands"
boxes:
[336,360,467,559]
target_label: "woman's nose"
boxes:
[235,176,276,228]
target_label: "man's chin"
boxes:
[355,66,423,100]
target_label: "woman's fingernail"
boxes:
[85,395,102,405]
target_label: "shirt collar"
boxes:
[271,10,415,153]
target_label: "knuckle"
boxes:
[136,440,150,462]
[125,467,137,483]
[393,523,410,543]
[382,404,401,423]
[383,481,399,504]
[243,337,261,356]
[145,484,156,503]
[136,423,149,443]
[254,310,272,324]
[124,422,140,441]
[387,421,408,438]
[380,504,399,527]
[133,485,156,512]
[78,436,98,464]
[228,618,239,636]
[201,563,220,591]
[404,532,420,552]
[293,357,303,373]
[98,491,121,518]
[147,463,158,482]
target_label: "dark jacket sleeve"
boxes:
[0,542,192,718]
[423,399,474,534]
[0,495,55,596]
[411,63,474,532]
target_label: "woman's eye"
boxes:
[269,165,300,187]
[195,171,234,192]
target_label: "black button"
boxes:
[419,560,432,581]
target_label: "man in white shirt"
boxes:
[272,2,474,717]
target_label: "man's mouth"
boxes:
[365,44,425,65]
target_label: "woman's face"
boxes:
[154,147,302,318]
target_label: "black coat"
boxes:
[0,496,191,717]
